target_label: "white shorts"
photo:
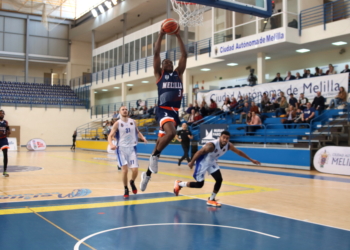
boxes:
[193,155,220,182]
[116,146,139,168]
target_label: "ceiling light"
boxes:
[94,91,98,93]
[91,9,98,17]
[296,49,310,53]
[227,63,238,66]
[200,68,211,71]
[98,5,105,14]
[111,0,117,4]
[102,89,108,91]
[127,84,133,86]
[332,41,347,46]
[265,56,271,60]
[142,81,149,83]
[104,1,112,9]
[113,87,120,89]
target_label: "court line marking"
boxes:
[47,154,278,191]
[26,207,97,250]
[74,223,280,249]
[0,187,273,215]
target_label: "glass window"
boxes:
[118,46,122,65]
[214,8,233,32]
[141,37,146,58]
[135,39,140,60]
[109,49,113,68]
[147,34,152,57]
[101,53,104,71]
[104,51,109,69]
[93,56,96,73]
[124,43,129,63]
[130,41,134,62]
[114,48,118,67]
[97,54,100,72]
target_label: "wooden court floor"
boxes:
[1,147,350,249]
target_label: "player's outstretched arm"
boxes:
[108,122,119,150]
[188,143,215,169]
[136,126,147,144]
[154,28,166,79]
[229,143,261,165]
[175,32,188,77]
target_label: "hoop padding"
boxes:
[170,0,205,27]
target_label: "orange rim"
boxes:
[174,1,197,5]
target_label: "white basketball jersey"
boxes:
[202,139,229,163]
[115,118,138,147]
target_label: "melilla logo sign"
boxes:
[215,29,285,56]
[0,189,92,200]
[313,146,350,176]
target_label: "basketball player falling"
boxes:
[140,22,187,191]
[174,131,261,207]
[108,106,148,198]
[0,110,10,177]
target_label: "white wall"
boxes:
[5,106,91,146]
[69,40,92,79]
[95,90,122,105]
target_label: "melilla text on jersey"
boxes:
[162,82,183,89]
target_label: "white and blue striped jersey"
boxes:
[115,118,138,147]
[201,139,229,163]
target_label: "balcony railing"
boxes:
[300,0,350,35]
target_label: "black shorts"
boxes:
[156,107,180,137]
[0,137,9,150]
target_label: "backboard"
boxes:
[177,0,273,18]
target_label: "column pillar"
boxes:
[121,82,127,104]
[90,87,95,107]
[257,52,266,84]
[182,70,192,105]
[166,0,171,52]
[25,17,29,83]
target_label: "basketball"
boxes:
[161,18,179,35]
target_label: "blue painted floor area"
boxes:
[1,193,350,250]
[138,157,350,184]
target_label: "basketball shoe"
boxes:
[130,180,137,194]
[173,180,181,196]
[207,198,221,207]
[149,155,159,173]
[3,172,9,177]
[124,188,129,198]
[140,172,151,191]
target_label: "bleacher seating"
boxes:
[0,81,85,106]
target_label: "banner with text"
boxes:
[200,124,228,145]
[313,146,350,176]
[213,28,285,57]
[197,74,349,108]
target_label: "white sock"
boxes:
[179,182,187,187]
[210,192,217,200]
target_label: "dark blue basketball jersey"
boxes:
[157,70,183,111]
[0,120,9,139]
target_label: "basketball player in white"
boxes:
[108,106,147,198]
[174,131,261,207]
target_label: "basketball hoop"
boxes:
[170,0,205,27]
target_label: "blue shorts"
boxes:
[156,107,180,137]
[0,137,9,150]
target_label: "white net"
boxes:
[170,0,205,27]
[1,0,75,31]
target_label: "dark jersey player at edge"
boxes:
[0,110,10,177]
[140,24,187,192]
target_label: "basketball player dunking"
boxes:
[174,131,261,207]
[0,110,10,177]
[109,106,147,198]
[140,26,187,191]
